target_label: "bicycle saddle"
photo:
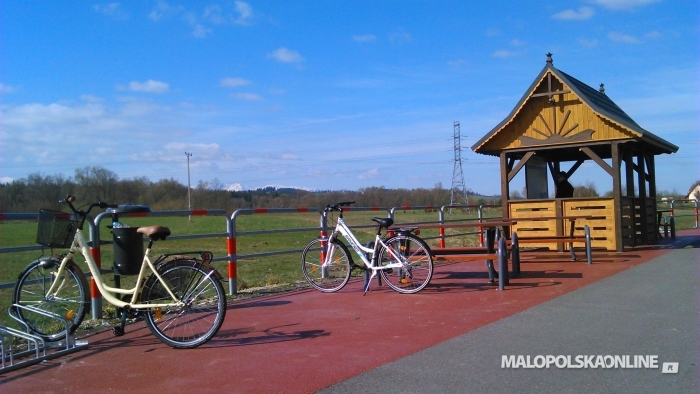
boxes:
[137,225,171,241]
[371,217,394,229]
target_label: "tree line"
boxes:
[0,166,499,213]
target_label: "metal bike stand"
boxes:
[0,304,88,373]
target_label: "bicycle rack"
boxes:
[0,304,88,373]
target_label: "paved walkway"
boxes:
[1,230,698,393]
[321,236,700,394]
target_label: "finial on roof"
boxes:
[599,83,606,95]
[546,53,553,64]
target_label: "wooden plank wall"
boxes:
[562,198,616,250]
[509,200,559,250]
[509,198,617,250]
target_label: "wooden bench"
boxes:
[508,225,592,264]
[430,239,514,290]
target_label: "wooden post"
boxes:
[500,152,509,217]
[637,153,648,244]
[623,146,636,246]
[612,142,623,251]
[647,155,658,242]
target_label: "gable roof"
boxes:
[471,59,678,157]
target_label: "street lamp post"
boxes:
[185,152,192,221]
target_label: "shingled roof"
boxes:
[471,55,678,157]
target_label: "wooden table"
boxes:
[390,219,516,287]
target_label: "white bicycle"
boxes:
[301,202,434,294]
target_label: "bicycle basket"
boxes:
[36,209,79,248]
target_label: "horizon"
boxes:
[1,1,698,196]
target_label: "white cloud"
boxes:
[447,59,470,68]
[164,142,221,155]
[269,48,304,63]
[204,5,225,24]
[552,7,595,20]
[220,77,251,87]
[226,183,243,191]
[148,1,183,21]
[358,168,379,180]
[388,30,411,44]
[192,23,212,38]
[80,94,104,103]
[233,92,263,101]
[578,38,598,47]
[0,177,13,184]
[353,34,376,43]
[280,153,298,160]
[493,50,517,58]
[119,98,168,116]
[608,32,640,43]
[589,0,662,10]
[123,80,170,93]
[93,3,127,18]
[234,1,253,25]
[485,29,500,37]
[645,30,661,38]
[0,83,16,93]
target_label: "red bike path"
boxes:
[1,230,697,393]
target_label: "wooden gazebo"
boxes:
[471,54,678,251]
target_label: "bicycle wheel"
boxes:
[301,238,352,292]
[12,257,89,342]
[141,260,226,349]
[379,233,434,294]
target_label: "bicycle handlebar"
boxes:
[60,195,118,227]
[325,201,355,212]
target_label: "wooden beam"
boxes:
[557,110,571,135]
[507,151,536,182]
[567,159,585,177]
[580,147,614,176]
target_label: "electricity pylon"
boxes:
[450,121,469,209]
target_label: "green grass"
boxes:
[0,208,488,330]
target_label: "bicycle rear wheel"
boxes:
[12,257,89,342]
[301,238,352,292]
[379,233,433,294]
[141,260,226,349]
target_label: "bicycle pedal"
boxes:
[112,326,125,336]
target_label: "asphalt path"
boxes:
[319,240,700,394]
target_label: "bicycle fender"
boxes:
[156,259,224,281]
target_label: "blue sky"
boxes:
[1,0,698,196]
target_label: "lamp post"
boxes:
[185,152,192,221]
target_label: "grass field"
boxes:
[1,204,696,332]
[0,207,489,330]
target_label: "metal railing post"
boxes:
[227,215,237,295]
[438,207,445,248]
[478,205,484,247]
[88,214,103,319]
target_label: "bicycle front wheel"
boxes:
[379,234,434,294]
[12,257,89,342]
[141,260,226,349]
[301,238,352,292]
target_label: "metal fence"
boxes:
[1,204,500,318]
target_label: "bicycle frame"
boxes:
[46,228,184,310]
[327,216,406,272]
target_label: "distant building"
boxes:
[688,184,700,201]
